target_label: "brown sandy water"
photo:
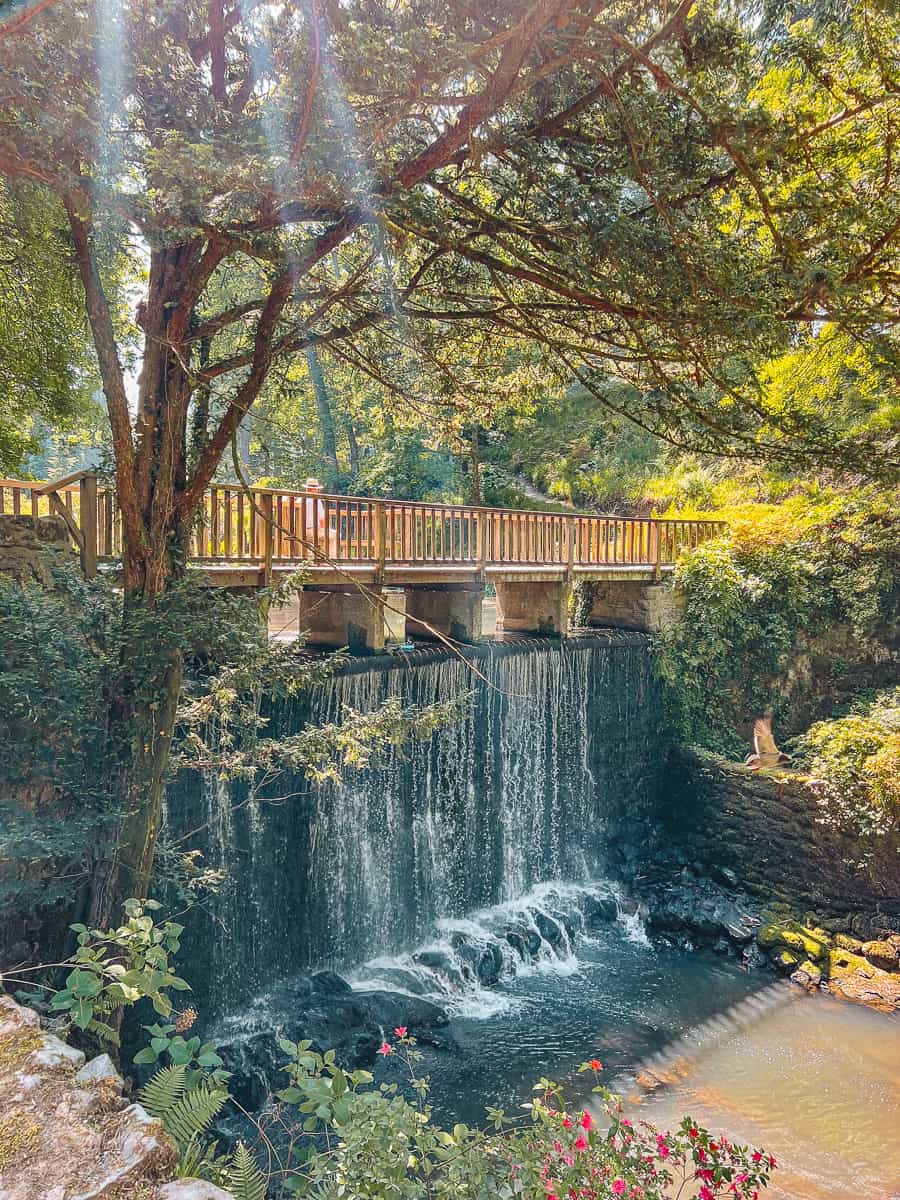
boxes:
[629,984,900,1198]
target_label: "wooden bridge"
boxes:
[2,473,725,645]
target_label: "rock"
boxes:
[834,932,864,953]
[711,866,740,889]
[311,970,353,995]
[75,1054,122,1088]
[771,948,801,972]
[31,1033,85,1071]
[0,997,178,1200]
[585,895,618,925]
[532,910,565,947]
[159,1181,237,1199]
[861,940,899,972]
[790,968,819,993]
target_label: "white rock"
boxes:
[0,994,40,1036]
[158,1181,237,1199]
[75,1053,122,1088]
[31,1033,85,1071]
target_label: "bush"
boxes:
[659,490,899,756]
[792,687,900,842]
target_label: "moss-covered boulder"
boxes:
[862,940,899,972]
[758,918,830,963]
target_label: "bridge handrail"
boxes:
[1,475,728,578]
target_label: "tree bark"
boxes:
[305,345,340,489]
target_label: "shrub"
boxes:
[792,687,900,842]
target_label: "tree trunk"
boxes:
[469,427,482,505]
[343,411,360,484]
[305,346,340,489]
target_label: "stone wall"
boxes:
[587,578,681,633]
[660,751,900,924]
[0,514,74,586]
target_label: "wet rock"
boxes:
[311,971,353,995]
[584,895,618,925]
[532,910,565,948]
[710,866,740,889]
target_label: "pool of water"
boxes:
[634,987,900,1199]
[392,927,767,1123]
[385,926,899,1198]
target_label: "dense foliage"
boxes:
[0,571,463,939]
[0,181,105,473]
[793,687,900,843]
[658,488,899,757]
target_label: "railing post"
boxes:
[652,520,662,581]
[261,492,274,585]
[373,501,386,579]
[79,473,98,579]
[476,511,486,575]
[566,515,575,576]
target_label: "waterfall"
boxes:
[165,632,665,1014]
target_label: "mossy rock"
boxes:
[798,960,822,985]
[834,932,864,953]
[758,920,830,963]
[772,948,801,972]
[828,947,873,982]
[862,940,899,972]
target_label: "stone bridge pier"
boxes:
[494,576,570,636]
[584,578,681,633]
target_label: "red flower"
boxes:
[575,1134,588,1152]
[689,1128,699,1139]
[612,1182,626,1196]
[394,1026,408,1038]
[580,1111,594,1130]
[751,1152,763,1163]
[377,1041,392,1056]
[768,1155,777,1168]
[562,1116,573,1128]
[699,1188,714,1200]
[589,1059,602,1070]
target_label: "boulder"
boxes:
[159,1181,236,1199]
[75,1054,122,1089]
[861,940,899,972]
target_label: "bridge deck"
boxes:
[1,476,725,584]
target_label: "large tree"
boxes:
[1,0,897,918]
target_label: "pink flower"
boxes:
[751,1152,762,1164]
[580,1111,594,1130]
[657,1145,670,1159]
[699,1188,714,1200]
[377,1041,392,1056]
[394,1026,407,1038]
[575,1134,588,1152]
[612,1181,626,1195]
[562,1116,573,1128]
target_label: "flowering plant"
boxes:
[265,1028,775,1199]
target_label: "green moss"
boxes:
[0,1027,43,1070]
[828,947,872,981]
[758,919,830,962]
[774,949,800,969]
[0,1110,41,1170]
[797,960,822,984]
[834,932,864,952]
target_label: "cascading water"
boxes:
[164,631,665,1015]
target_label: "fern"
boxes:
[227,1141,267,1200]
[140,1063,187,1117]
[163,1081,229,1146]
[139,1065,228,1148]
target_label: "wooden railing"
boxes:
[2,475,727,580]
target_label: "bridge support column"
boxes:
[586,579,681,633]
[272,587,406,653]
[405,585,483,644]
[494,578,570,636]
